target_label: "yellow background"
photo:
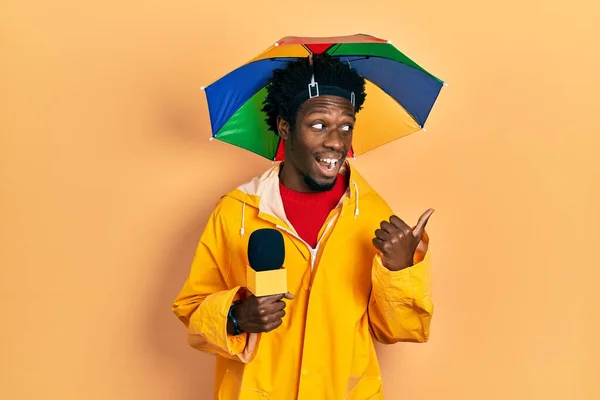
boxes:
[1,0,598,399]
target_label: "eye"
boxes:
[311,122,325,130]
[341,124,353,132]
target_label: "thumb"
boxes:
[413,208,434,239]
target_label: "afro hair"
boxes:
[261,53,366,135]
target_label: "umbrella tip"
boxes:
[386,40,392,44]
[200,86,206,90]
[274,42,280,47]
[209,137,214,141]
[443,82,448,87]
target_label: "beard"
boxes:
[303,174,337,192]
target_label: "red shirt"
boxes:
[279,174,349,248]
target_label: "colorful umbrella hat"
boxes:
[202,33,445,161]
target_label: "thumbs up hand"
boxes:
[372,209,434,271]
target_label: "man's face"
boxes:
[278,95,355,192]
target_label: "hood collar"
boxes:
[227,161,373,236]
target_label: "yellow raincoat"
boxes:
[172,162,433,399]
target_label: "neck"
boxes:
[278,162,313,193]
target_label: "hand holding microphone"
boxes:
[230,228,294,334]
[232,292,295,333]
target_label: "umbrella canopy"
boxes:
[203,34,445,160]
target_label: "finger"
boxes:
[261,298,288,318]
[389,215,412,235]
[264,318,283,332]
[271,300,286,313]
[260,308,285,324]
[256,297,283,316]
[380,220,395,234]
[258,293,285,304]
[413,208,435,239]
[284,292,295,300]
[375,229,391,241]
[372,237,385,251]
[272,309,285,321]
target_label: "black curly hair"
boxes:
[261,53,367,135]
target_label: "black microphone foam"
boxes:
[247,228,285,272]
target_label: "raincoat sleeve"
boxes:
[368,230,434,344]
[172,204,260,363]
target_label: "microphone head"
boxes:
[248,228,285,272]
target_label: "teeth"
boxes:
[318,158,338,165]
[317,158,339,171]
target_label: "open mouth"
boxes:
[316,157,341,176]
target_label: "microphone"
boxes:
[246,228,288,297]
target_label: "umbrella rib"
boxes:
[362,77,421,127]
[333,54,444,125]
[213,59,295,158]
[328,49,443,82]
[310,53,432,125]
[333,53,435,78]
[328,43,344,55]
[212,57,300,137]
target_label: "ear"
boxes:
[277,116,291,141]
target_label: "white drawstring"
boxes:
[352,181,359,218]
[240,202,246,237]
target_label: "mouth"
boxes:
[315,156,342,177]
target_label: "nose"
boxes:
[322,129,344,152]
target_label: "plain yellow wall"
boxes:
[1,0,598,399]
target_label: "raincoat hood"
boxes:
[226,161,367,237]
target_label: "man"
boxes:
[172,54,434,399]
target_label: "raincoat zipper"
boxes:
[272,178,355,270]
[276,214,338,271]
